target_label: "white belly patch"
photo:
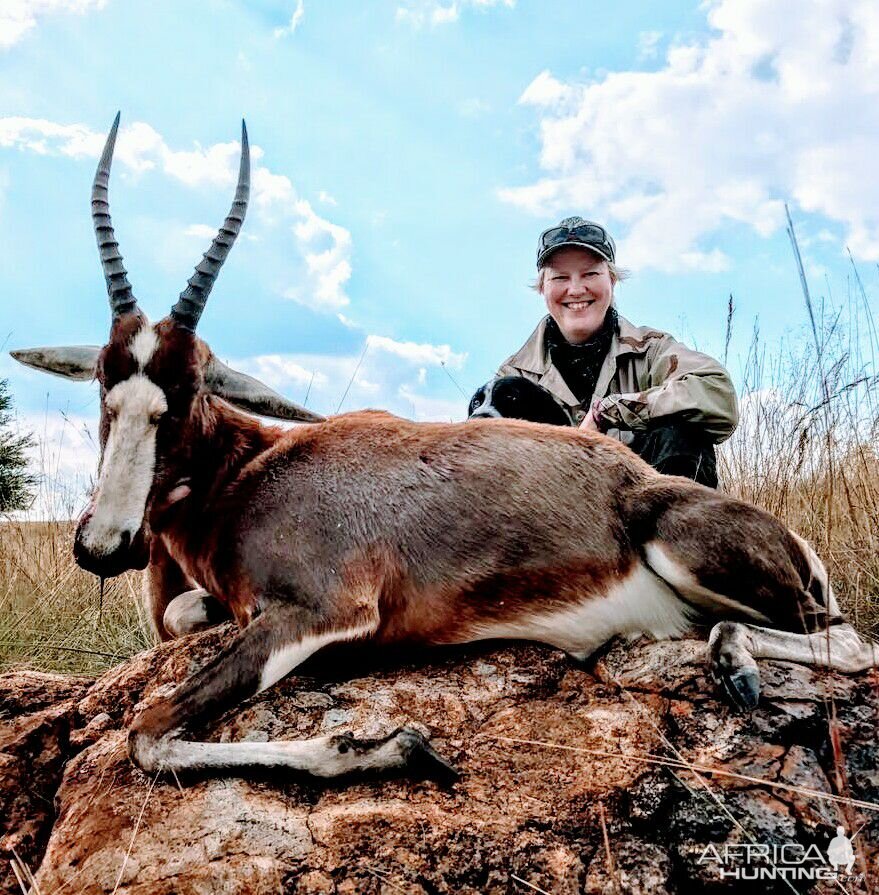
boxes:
[468,561,694,661]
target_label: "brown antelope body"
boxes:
[13,116,879,781]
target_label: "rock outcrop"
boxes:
[1,627,877,893]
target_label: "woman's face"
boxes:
[541,246,614,344]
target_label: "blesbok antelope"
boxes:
[13,115,879,782]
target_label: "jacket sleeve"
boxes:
[593,337,739,442]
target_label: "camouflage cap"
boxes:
[537,217,616,268]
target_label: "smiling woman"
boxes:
[496,217,739,488]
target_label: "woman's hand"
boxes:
[579,399,604,433]
[579,413,600,433]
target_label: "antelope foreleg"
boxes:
[144,539,195,641]
[128,602,457,781]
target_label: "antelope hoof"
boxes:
[396,727,460,784]
[714,666,761,712]
[709,621,760,712]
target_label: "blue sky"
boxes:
[2,0,878,509]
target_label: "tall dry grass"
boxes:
[0,519,152,675]
[0,416,153,675]
[719,231,879,637]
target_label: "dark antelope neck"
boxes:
[154,399,286,531]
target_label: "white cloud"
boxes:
[805,259,829,282]
[0,114,353,311]
[395,0,513,28]
[0,116,100,158]
[518,69,571,108]
[252,165,295,208]
[274,0,304,38]
[459,97,491,118]
[398,386,463,422]
[500,0,879,270]
[679,250,731,273]
[366,334,466,368]
[318,190,337,206]
[162,137,247,187]
[0,117,261,186]
[0,166,8,221]
[355,377,380,394]
[287,199,353,311]
[0,0,108,50]
[12,411,98,520]
[233,333,468,418]
[637,30,663,61]
[183,223,218,240]
[238,355,328,392]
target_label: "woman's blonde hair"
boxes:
[532,259,630,293]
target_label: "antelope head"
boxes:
[12,114,323,578]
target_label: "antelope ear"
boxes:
[10,346,100,381]
[204,357,325,423]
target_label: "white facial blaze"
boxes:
[129,325,159,368]
[79,374,167,556]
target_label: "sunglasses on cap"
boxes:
[537,222,615,266]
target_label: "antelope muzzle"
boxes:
[73,509,150,578]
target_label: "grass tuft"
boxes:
[0,519,152,674]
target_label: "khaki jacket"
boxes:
[497,315,738,443]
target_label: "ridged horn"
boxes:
[92,112,138,317]
[171,121,250,331]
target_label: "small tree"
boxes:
[0,378,36,512]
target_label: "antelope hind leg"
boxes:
[709,621,879,712]
[129,601,458,782]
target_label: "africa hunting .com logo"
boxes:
[696,825,867,882]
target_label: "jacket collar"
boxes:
[508,313,652,376]
[506,314,659,409]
